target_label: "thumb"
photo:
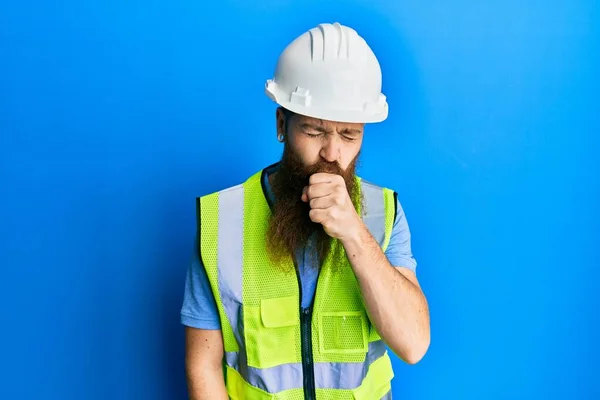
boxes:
[301,186,308,202]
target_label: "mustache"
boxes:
[303,156,345,174]
[281,151,347,186]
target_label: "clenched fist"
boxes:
[301,173,362,242]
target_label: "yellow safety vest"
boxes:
[197,165,397,399]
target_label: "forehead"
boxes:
[294,114,364,132]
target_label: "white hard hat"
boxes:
[265,22,388,124]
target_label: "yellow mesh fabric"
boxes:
[319,312,367,354]
[208,171,395,397]
[369,188,396,343]
[313,389,355,400]
[312,236,368,363]
[354,176,364,216]
[200,193,238,352]
[227,361,307,399]
[314,387,392,400]
[273,389,306,400]
[310,178,367,363]
[306,354,394,399]
[242,171,302,369]
[351,353,394,399]
[312,182,396,362]
[382,188,395,252]
[226,365,274,399]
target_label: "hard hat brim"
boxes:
[265,87,388,124]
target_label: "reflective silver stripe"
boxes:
[218,185,244,348]
[380,390,393,400]
[361,180,386,247]
[314,340,387,389]
[225,352,303,392]
[225,341,387,392]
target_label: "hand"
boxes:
[301,173,362,241]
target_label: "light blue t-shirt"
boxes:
[180,166,418,330]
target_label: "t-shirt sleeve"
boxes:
[180,234,222,330]
[384,196,418,273]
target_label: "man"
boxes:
[181,22,430,399]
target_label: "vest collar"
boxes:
[260,161,280,212]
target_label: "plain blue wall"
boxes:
[1,0,598,398]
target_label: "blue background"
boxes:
[1,0,598,398]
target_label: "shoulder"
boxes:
[197,162,279,199]
[198,166,270,201]
[201,183,245,199]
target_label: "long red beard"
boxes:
[266,145,362,272]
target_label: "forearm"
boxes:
[341,223,430,364]
[186,363,228,400]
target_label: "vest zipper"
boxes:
[301,306,316,400]
[296,268,316,400]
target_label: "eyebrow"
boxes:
[339,128,362,136]
[300,123,329,133]
[300,123,362,136]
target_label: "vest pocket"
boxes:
[351,353,394,400]
[318,311,369,354]
[260,296,298,328]
[244,296,300,369]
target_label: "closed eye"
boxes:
[340,130,362,141]
[300,123,328,137]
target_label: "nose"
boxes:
[319,134,341,163]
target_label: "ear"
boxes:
[276,107,287,136]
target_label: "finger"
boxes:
[309,194,336,210]
[309,173,338,185]
[309,208,327,224]
[301,186,308,202]
[306,182,335,200]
